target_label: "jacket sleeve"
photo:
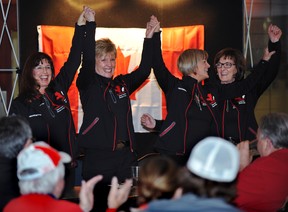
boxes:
[154,119,164,132]
[120,36,153,93]
[52,23,85,92]
[254,40,281,96]
[151,31,178,93]
[76,21,96,91]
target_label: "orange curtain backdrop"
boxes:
[37,25,204,132]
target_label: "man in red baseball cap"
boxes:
[4,142,103,212]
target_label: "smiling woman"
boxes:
[213,24,282,144]
[214,48,245,85]
[75,13,156,211]
[95,38,117,78]
[8,7,95,199]
[32,60,53,94]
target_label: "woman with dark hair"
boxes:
[214,48,246,83]
[9,6,96,197]
[214,24,282,144]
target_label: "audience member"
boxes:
[106,155,181,212]
[234,112,288,211]
[4,141,103,212]
[145,136,241,212]
[136,155,181,210]
[106,177,132,212]
[0,115,32,210]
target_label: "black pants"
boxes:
[82,147,138,212]
[155,149,189,167]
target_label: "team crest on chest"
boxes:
[54,91,67,103]
[199,93,217,108]
[205,93,217,107]
[234,95,246,105]
[114,85,127,99]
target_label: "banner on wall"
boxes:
[37,25,204,133]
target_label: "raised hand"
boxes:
[79,175,103,212]
[262,47,275,61]
[268,24,282,43]
[145,15,160,38]
[83,6,96,22]
[77,7,86,26]
[107,177,132,209]
[150,15,160,32]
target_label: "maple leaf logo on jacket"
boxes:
[55,91,65,102]
[113,85,127,99]
[206,93,217,107]
[114,85,125,95]
[234,95,246,105]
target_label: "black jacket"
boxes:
[9,22,90,163]
[151,31,276,154]
[214,40,281,143]
[151,32,219,155]
[76,25,153,151]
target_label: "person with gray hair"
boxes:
[4,141,103,212]
[0,115,33,210]
[235,112,288,211]
[140,16,219,167]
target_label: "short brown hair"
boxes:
[214,48,246,81]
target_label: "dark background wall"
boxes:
[19,0,243,68]
[18,0,243,157]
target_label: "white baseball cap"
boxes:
[187,136,240,182]
[17,141,71,181]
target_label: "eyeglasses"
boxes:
[34,65,52,72]
[215,62,235,69]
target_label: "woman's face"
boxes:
[95,52,116,78]
[194,59,210,82]
[216,56,237,84]
[32,59,52,94]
